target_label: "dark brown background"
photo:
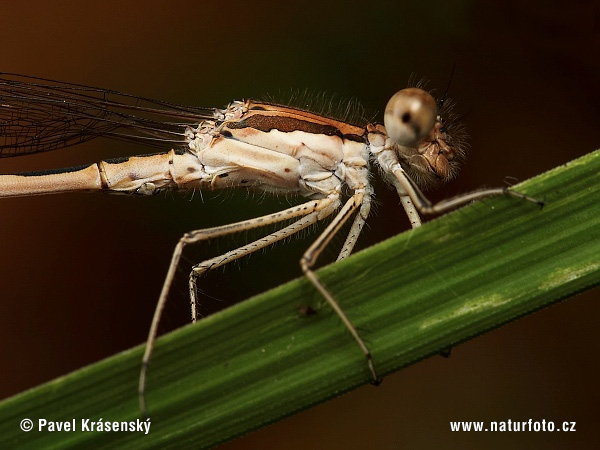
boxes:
[0,1,598,448]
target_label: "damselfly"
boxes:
[0,73,541,414]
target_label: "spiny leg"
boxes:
[139,196,338,416]
[337,189,372,260]
[391,164,544,216]
[188,198,340,313]
[400,195,422,228]
[300,190,380,384]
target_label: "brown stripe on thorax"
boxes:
[234,102,367,139]
[226,113,342,138]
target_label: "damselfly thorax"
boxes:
[0,74,541,415]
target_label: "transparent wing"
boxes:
[0,73,219,157]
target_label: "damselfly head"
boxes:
[384,88,465,187]
[384,88,437,147]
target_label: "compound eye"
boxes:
[384,88,437,147]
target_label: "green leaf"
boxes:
[1,150,599,449]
